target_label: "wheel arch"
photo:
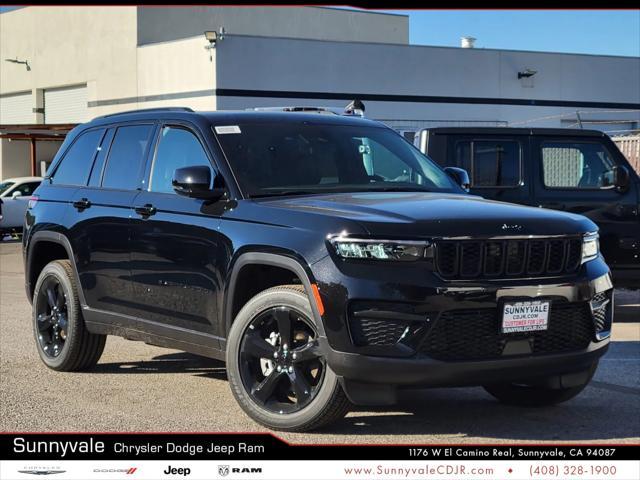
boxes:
[223,251,326,338]
[26,231,86,306]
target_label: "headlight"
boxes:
[582,233,599,263]
[329,236,430,262]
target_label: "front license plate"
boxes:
[502,300,550,333]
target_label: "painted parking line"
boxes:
[589,381,640,396]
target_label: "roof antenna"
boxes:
[344,99,365,117]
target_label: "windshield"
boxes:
[214,122,460,197]
[0,181,15,196]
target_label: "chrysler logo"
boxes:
[18,471,65,476]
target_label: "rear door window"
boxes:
[541,142,617,189]
[102,125,154,190]
[88,128,115,187]
[454,140,521,187]
[51,129,105,186]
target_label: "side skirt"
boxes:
[83,307,226,362]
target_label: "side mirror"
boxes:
[613,165,630,192]
[444,167,471,192]
[172,166,226,200]
[11,191,22,199]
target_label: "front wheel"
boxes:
[483,362,598,407]
[226,285,350,432]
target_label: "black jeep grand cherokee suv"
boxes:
[23,108,613,431]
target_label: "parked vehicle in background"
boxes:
[415,127,640,289]
[0,176,42,237]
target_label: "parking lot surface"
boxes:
[1,240,638,444]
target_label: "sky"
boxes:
[382,10,640,57]
[1,7,639,57]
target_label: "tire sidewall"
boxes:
[226,287,341,430]
[32,262,77,369]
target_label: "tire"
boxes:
[483,362,598,407]
[32,260,106,371]
[226,285,351,432]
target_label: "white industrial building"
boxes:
[1,6,639,179]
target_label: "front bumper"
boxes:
[311,254,613,402]
[325,337,608,387]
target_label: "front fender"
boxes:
[222,249,327,338]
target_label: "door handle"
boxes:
[72,198,91,211]
[134,204,157,217]
[539,202,566,210]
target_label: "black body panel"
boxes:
[23,111,614,402]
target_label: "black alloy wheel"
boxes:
[239,306,326,414]
[35,276,69,358]
[32,260,106,371]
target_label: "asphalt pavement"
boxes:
[1,240,638,444]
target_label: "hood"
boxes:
[257,192,596,238]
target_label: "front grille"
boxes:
[419,302,594,361]
[349,318,409,346]
[435,237,583,280]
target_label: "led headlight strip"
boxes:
[582,232,600,263]
[328,235,431,262]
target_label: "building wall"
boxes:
[215,35,640,131]
[0,6,139,121]
[86,36,219,118]
[136,6,408,46]
[0,139,61,180]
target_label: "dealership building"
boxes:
[1,6,639,179]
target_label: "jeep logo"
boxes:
[163,466,190,476]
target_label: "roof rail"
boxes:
[94,107,194,120]
[248,101,366,117]
[247,106,338,114]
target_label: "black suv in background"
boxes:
[415,127,640,288]
[24,108,612,431]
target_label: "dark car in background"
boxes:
[415,127,640,288]
[23,109,612,431]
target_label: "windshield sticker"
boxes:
[215,125,241,134]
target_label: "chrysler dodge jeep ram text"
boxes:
[23,108,613,431]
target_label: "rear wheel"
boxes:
[483,362,598,407]
[226,285,350,431]
[32,260,106,371]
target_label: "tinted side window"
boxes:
[51,129,105,185]
[16,182,41,196]
[150,126,212,194]
[88,129,115,187]
[542,142,616,189]
[455,140,521,187]
[102,125,154,190]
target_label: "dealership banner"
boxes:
[1,434,639,479]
